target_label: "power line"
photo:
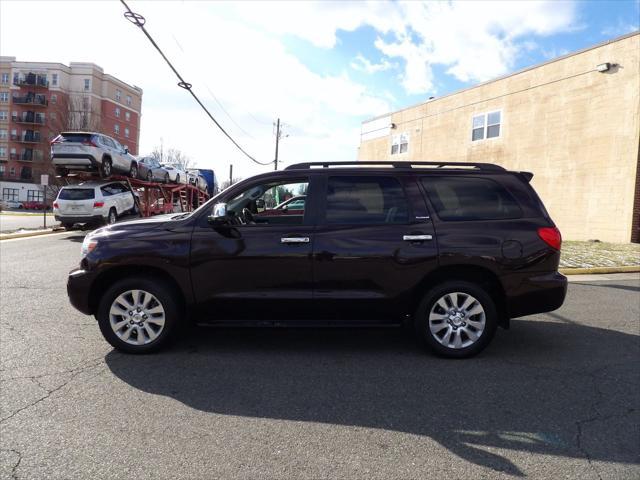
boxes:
[119,0,273,166]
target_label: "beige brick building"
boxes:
[358,32,640,243]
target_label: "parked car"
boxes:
[53,181,136,229]
[67,161,566,356]
[137,156,170,183]
[0,199,23,210]
[187,169,209,193]
[161,163,187,184]
[22,201,49,211]
[257,195,305,217]
[51,132,138,178]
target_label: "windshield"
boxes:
[58,188,95,200]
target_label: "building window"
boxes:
[84,78,91,91]
[0,165,4,177]
[0,73,8,84]
[115,89,121,101]
[0,129,6,140]
[472,110,502,142]
[0,111,7,121]
[0,92,7,103]
[124,127,129,138]
[51,73,58,86]
[27,189,44,202]
[390,133,409,155]
[125,111,130,122]
[115,107,120,118]
[3,188,18,200]
[0,146,6,158]
[126,95,132,106]
[114,124,120,134]
[50,112,57,121]
[20,166,32,180]
[82,97,90,110]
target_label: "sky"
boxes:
[1,0,638,180]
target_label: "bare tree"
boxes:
[220,177,242,190]
[150,145,193,170]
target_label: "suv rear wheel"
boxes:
[97,277,179,353]
[101,158,112,177]
[129,162,138,179]
[106,208,117,225]
[415,281,497,358]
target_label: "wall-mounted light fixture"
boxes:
[596,62,612,72]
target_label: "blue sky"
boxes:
[1,1,639,177]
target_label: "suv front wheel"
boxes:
[97,277,179,353]
[415,281,497,358]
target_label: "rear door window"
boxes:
[59,188,95,200]
[324,176,409,224]
[59,133,92,143]
[421,176,522,221]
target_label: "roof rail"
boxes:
[284,161,505,172]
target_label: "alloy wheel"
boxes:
[428,292,486,349]
[109,289,166,346]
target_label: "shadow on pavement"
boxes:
[105,318,640,476]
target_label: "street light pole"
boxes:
[274,118,280,171]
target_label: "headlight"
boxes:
[81,235,98,258]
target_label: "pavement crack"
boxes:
[0,449,22,480]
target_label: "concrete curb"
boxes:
[560,265,640,275]
[0,229,65,240]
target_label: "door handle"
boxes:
[281,237,310,244]
[403,234,433,241]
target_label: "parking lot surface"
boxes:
[1,232,639,479]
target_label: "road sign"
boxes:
[40,174,49,186]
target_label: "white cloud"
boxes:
[601,19,639,38]
[350,54,397,74]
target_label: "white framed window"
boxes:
[0,92,8,103]
[84,78,91,91]
[0,129,6,139]
[0,110,7,121]
[114,124,120,134]
[0,73,8,84]
[125,111,130,121]
[50,112,57,121]
[126,95,132,106]
[0,147,6,158]
[51,94,57,104]
[471,110,502,142]
[27,190,44,202]
[124,127,129,138]
[0,165,4,176]
[115,107,120,118]
[9,167,16,176]
[390,133,409,155]
[115,89,121,101]
[51,73,58,86]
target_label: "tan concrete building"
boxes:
[358,32,640,243]
[0,57,142,202]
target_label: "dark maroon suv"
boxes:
[68,161,566,357]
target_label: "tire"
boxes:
[101,158,112,178]
[97,277,179,354]
[146,170,153,181]
[106,207,117,225]
[175,174,180,184]
[164,173,170,184]
[414,281,498,358]
[129,163,138,179]
[61,222,75,230]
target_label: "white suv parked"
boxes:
[53,182,136,229]
[51,132,138,178]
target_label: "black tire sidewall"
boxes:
[415,281,498,358]
[97,277,179,354]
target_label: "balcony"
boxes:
[13,150,43,162]
[12,95,48,107]
[10,132,42,144]
[11,113,45,125]
[9,153,19,161]
[13,74,49,89]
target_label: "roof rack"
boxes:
[284,161,505,172]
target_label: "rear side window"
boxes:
[325,176,409,224]
[58,188,95,200]
[421,176,521,221]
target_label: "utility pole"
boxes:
[229,164,233,187]
[273,118,280,171]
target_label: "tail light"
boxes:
[50,135,63,145]
[53,201,59,209]
[538,227,562,250]
[93,201,104,208]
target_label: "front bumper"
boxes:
[506,271,568,318]
[67,267,97,315]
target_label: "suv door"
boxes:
[189,174,319,323]
[312,173,438,323]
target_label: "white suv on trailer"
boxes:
[53,182,136,229]
[51,132,138,178]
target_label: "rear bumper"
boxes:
[506,271,567,318]
[52,154,99,170]
[67,268,96,315]
[55,214,104,224]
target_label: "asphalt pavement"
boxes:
[1,232,639,479]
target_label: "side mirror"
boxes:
[124,146,129,154]
[207,202,229,226]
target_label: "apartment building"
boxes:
[358,32,640,243]
[0,57,142,203]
